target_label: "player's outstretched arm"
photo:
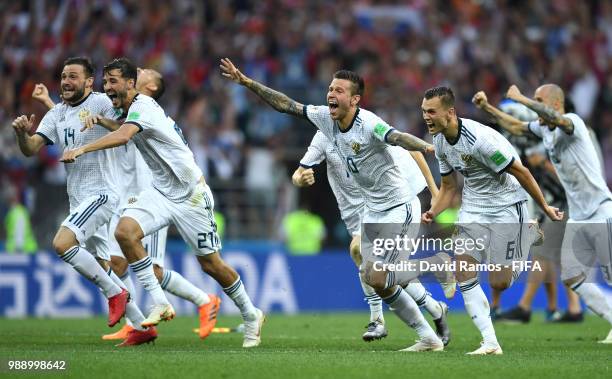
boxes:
[12,114,46,157]
[506,159,564,221]
[409,151,439,198]
[291,167,315,187]
[422,173,458,224]
[60,123,139,163]
[32,84,55,110]
[506,85,574,134]
[220,58,305,118]
[472,91,529,136]
[386,130,434,154]
[81,115,121,132]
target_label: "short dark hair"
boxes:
[150,74,165,100]
[424,86,455,108]
[333,70,364,96]
[103,57,137,82]
[63,56,95,78]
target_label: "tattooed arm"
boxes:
[506,85,574,134]
[220,58,305,118]
[386,130,434,153]
[472,91,530,136]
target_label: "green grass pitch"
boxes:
[0,313,610,378]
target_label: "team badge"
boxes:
[461,154,473,164]
[78,109,91,124]
[351,142,361,154]
[127,197,138,204]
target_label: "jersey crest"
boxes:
[351,142,361,154]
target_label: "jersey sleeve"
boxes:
[526,120,543,138]
[299,131,327,168]
[435,148,454,176]
[35,107,59,145]
[563,113,588,139]
[303,105,334,140]
[370,118,396,144]
[124,97,158,132]
[473,133,517,174]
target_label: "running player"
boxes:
[31,69,221,343]
[293,130,452,344]
[60,58,264,348]
[473,84,612,344]
[221,57,446,352]
[421,86,563,355]
[12,57,152,342]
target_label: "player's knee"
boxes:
[114,224,139,247]
[490,280,511,292]
[52,230,76,255]
[455,269,476,284]
[363,266,386,292]
[198,254,223,276]
[349,241,362,267]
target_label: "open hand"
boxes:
[220,58,248,85]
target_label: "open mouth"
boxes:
[328,100,339,112]
[106,92,118,101]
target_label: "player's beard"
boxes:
[62,85,86,104]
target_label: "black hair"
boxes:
[333,70,364,96]
[103,57,137,82]
[424,86,455,108]
[63,56,95,78]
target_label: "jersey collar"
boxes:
[68,91,92,107]
[338,107,360,133]
[445,117,463,145]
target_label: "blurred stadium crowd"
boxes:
[1,0,612,246]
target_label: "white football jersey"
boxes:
[434,118,527,213]
[36,92,122,207]
[300,130,364,223]
[300,130,428,224]
[303,105,415,211]
[115,141,154,200]
[528,113,612,220]
[125,94,203,202]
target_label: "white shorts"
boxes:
[360,197,421,265]
[456,201,532,266]
[561,200,612,284]
[108,211,168,267]
[121,182,221,256]
[61,194,119,261]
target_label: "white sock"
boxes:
[108,268,145,330]
[459,278,498,345]
[382,286,439,341]
[359,273,384,323]
[119,272,136,328]
[160,269,210,307]
[130,256,169,305]
[572,280,612,324]
[60,246,121,297]
[404,281,443,320]
[223,277,257,321]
